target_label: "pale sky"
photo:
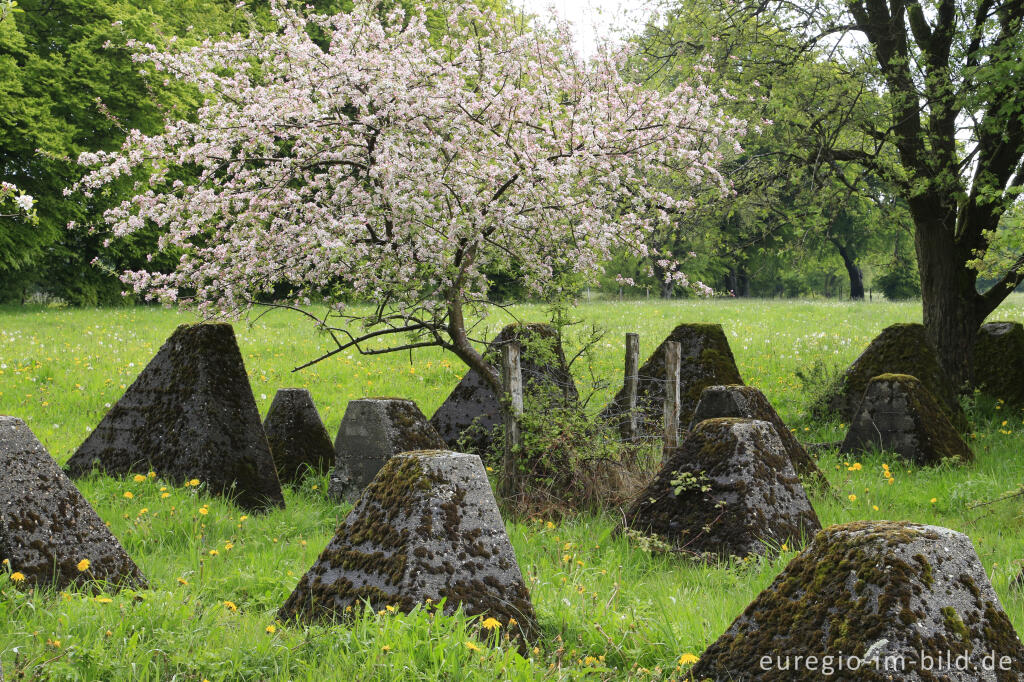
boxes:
[514,0,659,59]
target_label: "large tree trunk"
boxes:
[915,218,985,391]
[833,241,865,300]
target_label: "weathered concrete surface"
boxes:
[329,398,444,503]
[691,521,1024,682]
[280,450,538,643]
[0,416,146,590]
[429,324,578,452]
[601,323,743,438]
[263,389,335,484]
[621,418,820,558]
[691,384,828,488]
[821,323,966,429]
[840,373,974,466]
[65,323,285,512]
[975,321,1024,407]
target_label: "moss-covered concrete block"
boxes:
[263,389,335,484]
[691,385,828,489]
[621,418,820,558]
[280,450,539,643]
[691,521,1024,681]
[65,323,285,512]
[329,398,444,503]
[0,416,146,591]
[601,323,743,438]
[822,323,966,429]
[430,323,578,451]
[975,322,1024,406]
[840,374,973,466]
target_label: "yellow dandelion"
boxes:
[265,624,276,634]
[209,549,219,556]
[161,493,170,499]
[781,543,788,552]
[132,474,146,483]
[147,471,156,479]
[177,577,188,585]
[10,572,25,583]
[930,497,937,504]
[224,542,234,550]
[848,494,857,502]
[873,505,879,511]
[123,491,134,499]
[76,558,91,572]
[223,600,237,611]
[381,645,391,652]
[679,653,699,665]
[198,507,208,515]
[481,617,501,630]
[188,479,200,487]
[239,515,248,522]
[94,596,112,604]
[385,605,397,613]
[465,640,482,652]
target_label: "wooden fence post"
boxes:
[663,340,681,452]
[500,341,523,498]
[624,332,640,441]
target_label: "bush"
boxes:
[875,261,921,299]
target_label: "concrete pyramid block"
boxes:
[975,321,1024,406]
[840,373,974,466]
[622,418,820,558]
[0,417,146,590]
[280,450,539,642]
[65,323,285,512]
[430,323,578,451]
[329,398,445,503]
[601,323,743,438]
[821,323,965,428]
[263,389,335,484]
[691,385,828,488]
[691,521,1024,681]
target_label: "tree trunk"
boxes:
[738,266,750,297]
[833,241,865,300]
[447,296,503,395]
[915,220,985,391]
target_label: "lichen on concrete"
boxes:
[601,324,744,439]
[621,418,820,558]
[691,384,829,490]
[820,323,966,429]
[263,388,335,484]
[691,521,1024,681]
[281,451,539,644]
[840,373,974,466]
[64,323,285,512]
[329,398,445,503]
[975,322,1024,407]
[0,416,146,591]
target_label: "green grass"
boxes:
[2,297,1024,680]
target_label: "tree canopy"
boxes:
[72,0,744,386]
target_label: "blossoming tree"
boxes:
[0,181,35,221]
[73,0,744,391]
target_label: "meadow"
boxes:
[2,297,1024,680]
